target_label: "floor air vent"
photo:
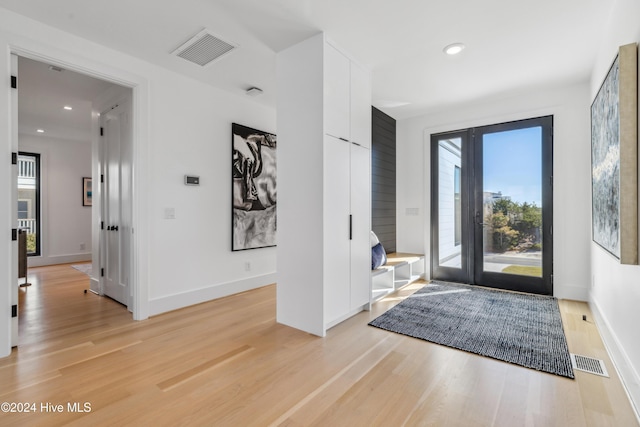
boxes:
[570,354,609,377]
[172,29,237,67]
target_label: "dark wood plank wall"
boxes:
[371,107,396,253]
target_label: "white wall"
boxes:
[396,82,591,300]
[19,134,92,267]
[146,71,276,315]
[0,7,276,357]
[276,34,326,336]
[589,0,640,415]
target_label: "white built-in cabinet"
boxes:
[324,44,371,149]
[323,137,371,326]
[277,33,371,337]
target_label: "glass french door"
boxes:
[431,116,553,295]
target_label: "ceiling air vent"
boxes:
[172,29,237,67]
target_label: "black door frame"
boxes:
[431,116,554,295]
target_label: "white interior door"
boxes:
[101,100,132,306]
[10,54,19,347]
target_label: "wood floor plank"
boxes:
[157,344,254,391]
[0,263,637,426]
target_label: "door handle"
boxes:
[475,212,490,227]
[475,211,488,227]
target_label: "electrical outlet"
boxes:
[245,262,251,271]
[80,243,86,251]
[164,207,176,219]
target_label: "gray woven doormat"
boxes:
[369,281,574,379]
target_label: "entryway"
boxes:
[430,116,554,295]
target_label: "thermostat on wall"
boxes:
[184,175,200,186]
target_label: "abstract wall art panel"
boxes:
[591,43,638,264]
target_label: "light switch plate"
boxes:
[164,208,176,219]
[406,207,420,216]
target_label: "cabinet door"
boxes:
[350,143,371,309]
[350,61,372,149]
[323,136,351,325]
[324,43,350,141]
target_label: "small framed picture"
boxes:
[82,177,92,206]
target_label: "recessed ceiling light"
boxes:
[443,43,465,55]
[36,129,44,133]
[63,106,73,110]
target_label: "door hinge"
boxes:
[11,305,17,318]
[11,152,17,165]
[11,228,17,241]
[100,127,104,136]
[11,75,17,89]
[549,175,553,186]
[101,174,104,183]
[101,221,104,230]
[101,268,105,277]
[550,274,554,285]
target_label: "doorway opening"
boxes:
[12,54,135,346]
[430,116,553,295]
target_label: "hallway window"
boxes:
[17,152,40,256]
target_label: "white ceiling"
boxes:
[3,0,615,130]
[17,57,116,142]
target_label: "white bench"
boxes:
[371,252,425,302]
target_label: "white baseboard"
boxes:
[589,297,640,423]
[554,283,588,301]
[325,304,366,331]
[89,277,100,294]
[148,273,277,317]
[27,253,92,268]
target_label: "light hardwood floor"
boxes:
[0,263,637,426]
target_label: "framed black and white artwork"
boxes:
[591,43,637,264]
[232,123,277,251]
